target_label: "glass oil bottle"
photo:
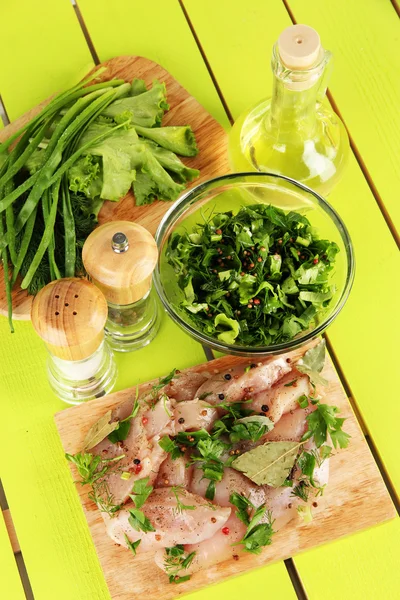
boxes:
[229,24,350,196]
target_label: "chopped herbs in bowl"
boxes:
[154,173,354,356]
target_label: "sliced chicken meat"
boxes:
[250,372,311,423]
[194,355,292,406]
[155,453,193,489]
[163,371,211,402]
[155,512,247,575]
[90,395,174,507]
[174,399,219,433]
[104,487,231,553]
[190,466,266,508]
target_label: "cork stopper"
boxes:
[82,221,158,306]
[31,278,108,361]
[278,24,321,70]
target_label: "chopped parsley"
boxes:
[230,493,274,554]
[166,204,339,346]
[129,477,153,509]
[124,534,141,556]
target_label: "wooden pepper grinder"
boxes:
[82,221,160,352]
[31,277,117,404]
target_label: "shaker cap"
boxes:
[278,24,321,70]
[31,278,108,360]
[82,221,158,305]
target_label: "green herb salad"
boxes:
[166,204,339,346]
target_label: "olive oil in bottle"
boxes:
[229,25,350,196]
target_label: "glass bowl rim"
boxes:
[154,172,355,356]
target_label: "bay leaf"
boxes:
[232,441,300,487]
[296,339,328,386]
[236,415,274,431]
[83,410,119,450]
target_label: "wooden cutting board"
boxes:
[55,343,396,600]
[0,55,229,320]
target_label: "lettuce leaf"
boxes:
[102,80,169,127]
[143,141,199,182]
[135,125,198,157]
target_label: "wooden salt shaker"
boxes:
[82,221,160,352]
[31,278,117,404]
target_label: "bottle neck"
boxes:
[267,46,327,141]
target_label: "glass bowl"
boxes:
[154,172,354,357]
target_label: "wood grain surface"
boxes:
[0,55,229,320]
[55,343,396,600]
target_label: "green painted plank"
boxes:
[285,0,400,235]
[0,0,93,121]
[0,506,25,600]
[0,310,204,600]
[295,519,400,600]
[185,561,297,600]
[182,0,400,597]
[77,0,230,129]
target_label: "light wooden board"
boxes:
[55,342,396,600]
[0,55,229,320]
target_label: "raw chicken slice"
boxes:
[155,453,193,489]
[174,399,219,433]
[250,372,310,423]
[90,395,174,507]
[190,467,266,508]
[194,355,292,406]
[163,371,211,402]
[154,512,246,575]
[104,488,231,552]
[264,406,312,442]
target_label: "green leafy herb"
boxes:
[151,368,178,399]
[128,508,155,533]
[297,340,328,386]
[230,493,274,554]
[129,477,153,509]
[189,434,229,501]
[229,415,273,443]
[302,402,351,448]
[164,545,196,584]
[158,435,183,460]
[124,534,141,556]
[231,441,301,487]
[171,486,196,515]
[108,387,140,443]
[166,205,339,346]
[66,452,125,516]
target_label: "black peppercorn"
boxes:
[133,458,141,465]
[218,393,225,400]
[178,417,185,424]
[250,363,257,369]
[261,404,269,412]
[224,374,232,380]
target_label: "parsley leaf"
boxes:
[159,436,183,460]
[128,508,155,533]
[302,402,351,448]
[124,534,141,556]
[230,493,274,554]
[129,477,153,509]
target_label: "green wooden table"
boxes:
[1,1,399,599]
